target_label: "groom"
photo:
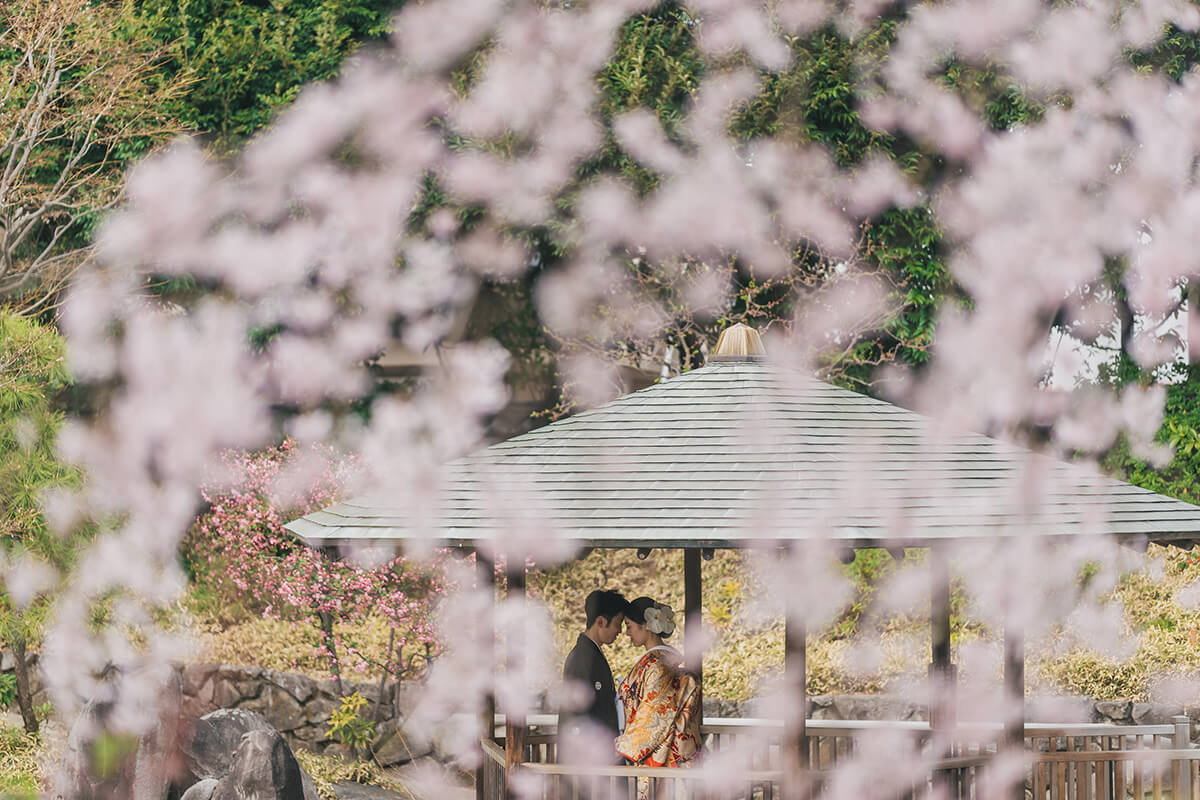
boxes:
[559,589,628,763]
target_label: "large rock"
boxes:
[61,670,187,800]
[1096,700,1132,723]
[186,708,276,780]
[210,729,307,800]
[184,708,317,800]
[1132,702,1186,725]
[266,671,315,705]
[181,778,218,800]
[261,686,307,732]
[1026,696,1095,723]
[373,726,431,767]
[832,694,923,721]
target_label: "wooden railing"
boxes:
[481,738,508,800]
[482,716,1196,800]
[520,760,782,800]
[1032,749,1200,800]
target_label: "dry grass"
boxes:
[191,614,404,682]
[293,748,397,799]
[191,544,1200,704]
[0,725,43,799]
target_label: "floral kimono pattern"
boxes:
[615,647,702,768]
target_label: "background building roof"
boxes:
[285,359,1200,550]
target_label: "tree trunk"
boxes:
[373,628,395,725]
[318,610,345,697]
[11,632,38,735]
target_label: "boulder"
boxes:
[181,666,219,718]
[210,729,307,800]
[132,670,187,800]
[374,726,430,767]
[1026,696,1094,723]
[212,677,244,709]
[301,693,341,726]
[302,770,319,800]
[185,708,276,780]
[222,665,265,683]
[181,664,218,698]
[329,783,408,799]
[266,671,315,705]
[181,778,218,800]
[62,670,187,800]
[702,697,742,718]
[832,694,922,721]
[264,686,307,731]
[808,694,837,720]
[184,708,318,800]
[1132,702,1186,725]
[1095,701,1132,723]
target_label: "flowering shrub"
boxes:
[186,439,448,682]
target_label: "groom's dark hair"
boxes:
[585,589,628,627]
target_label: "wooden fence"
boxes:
[482,716,1197,800]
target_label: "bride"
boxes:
[614,597,702,768]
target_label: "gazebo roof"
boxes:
[285,358,1200,550]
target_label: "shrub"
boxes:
[185,440,448,685]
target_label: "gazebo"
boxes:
[286,327,1200,799]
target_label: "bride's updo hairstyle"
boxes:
[627,596,677,638]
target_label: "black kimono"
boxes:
[560,633,619,758]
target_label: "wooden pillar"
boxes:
[929,546,957,794]
[476,551,496,800]
[783,546,809,800]
[1002,617,1025,800]
[683,548,703,677]
[504,559,526,797]
[684,546,704,761]
[929,546,955,729]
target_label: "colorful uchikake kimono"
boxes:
[615,645,702,769]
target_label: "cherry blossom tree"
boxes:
[19,0,1200,795]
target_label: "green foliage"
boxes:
[600,5,704,129]
[1102,364,1200,504]
[732,25,894,164]
[0,674,14,709]
[829,549,900,639]
[706,579,742,627]
[0,313,80,579]
[327,692,376,763]
[90,733,139,780]
[1129,23,1200,81]
[131,0,399,150]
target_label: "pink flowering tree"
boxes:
[188,440,447,689]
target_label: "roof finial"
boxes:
[712,323,765,360]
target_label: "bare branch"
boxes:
[0,0,188,309]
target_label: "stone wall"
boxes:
[179,663,401,758]
[7,653,1200,759]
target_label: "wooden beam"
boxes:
[504,560,526,798]
[476,551,496,800]
[783,547,809,800]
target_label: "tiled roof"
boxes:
[284,359,1200,550]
